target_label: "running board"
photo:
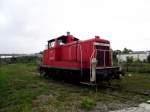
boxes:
[80,82,97,86]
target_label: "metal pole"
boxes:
[104,51,106,67]
[111,50,113,66]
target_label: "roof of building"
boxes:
[121,51,150,55]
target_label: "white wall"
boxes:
[117,52,150,62]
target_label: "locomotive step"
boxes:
[80,82,97,86]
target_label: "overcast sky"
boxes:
[0,0,150,54]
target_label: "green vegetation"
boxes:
[113,48,150,73]
[147,55,150,63]
[0,56,38,65]
[81,97,96,110]
[126,56,133,63]
[0,63,49,112]
[113,50,150,73]
[120,62,150,73]
[122,48,132,54]
[0,62,150,112]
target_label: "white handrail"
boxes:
[90,49,96,78]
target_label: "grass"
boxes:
[81,97,96,110]
[0,63,150,112]
[0,63,49,112]
[121,62,150,73]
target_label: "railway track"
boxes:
[100,85,150,96]
[80,82,150,97]
[95,84,150,101]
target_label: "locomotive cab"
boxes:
[48,33,79,48]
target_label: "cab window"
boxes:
[48,39,55,48]
[57,37,67,45]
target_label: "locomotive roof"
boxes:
[48,35,79,42]
[81,37,110,43]
[48,34,109,44]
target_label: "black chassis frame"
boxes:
[38,65,124,84]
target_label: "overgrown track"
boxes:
[79,81,150,100]
[43,74,150,99]
[95,84,150,101]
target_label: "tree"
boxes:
[39,51,43,54]
[126,56,133,63]
[113,50,121,60]
[122,48,132,54]
[147,55,150,63]
[126,56,133,72]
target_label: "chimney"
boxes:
[95,36,100,38]
[67,32,70,36]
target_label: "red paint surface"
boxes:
[43,34,112,69]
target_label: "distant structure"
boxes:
[0,53,42,59]
[0,54,28,59]
[117,51,150,62]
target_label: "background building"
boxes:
[117,51,150,62]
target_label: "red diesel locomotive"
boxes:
[39,32,123,84]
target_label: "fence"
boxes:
[119,62,150,73]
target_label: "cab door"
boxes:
[69,44,77,61]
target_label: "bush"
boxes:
[147,55,150,63]
[81,97,96,110]
[126,56,133,63]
